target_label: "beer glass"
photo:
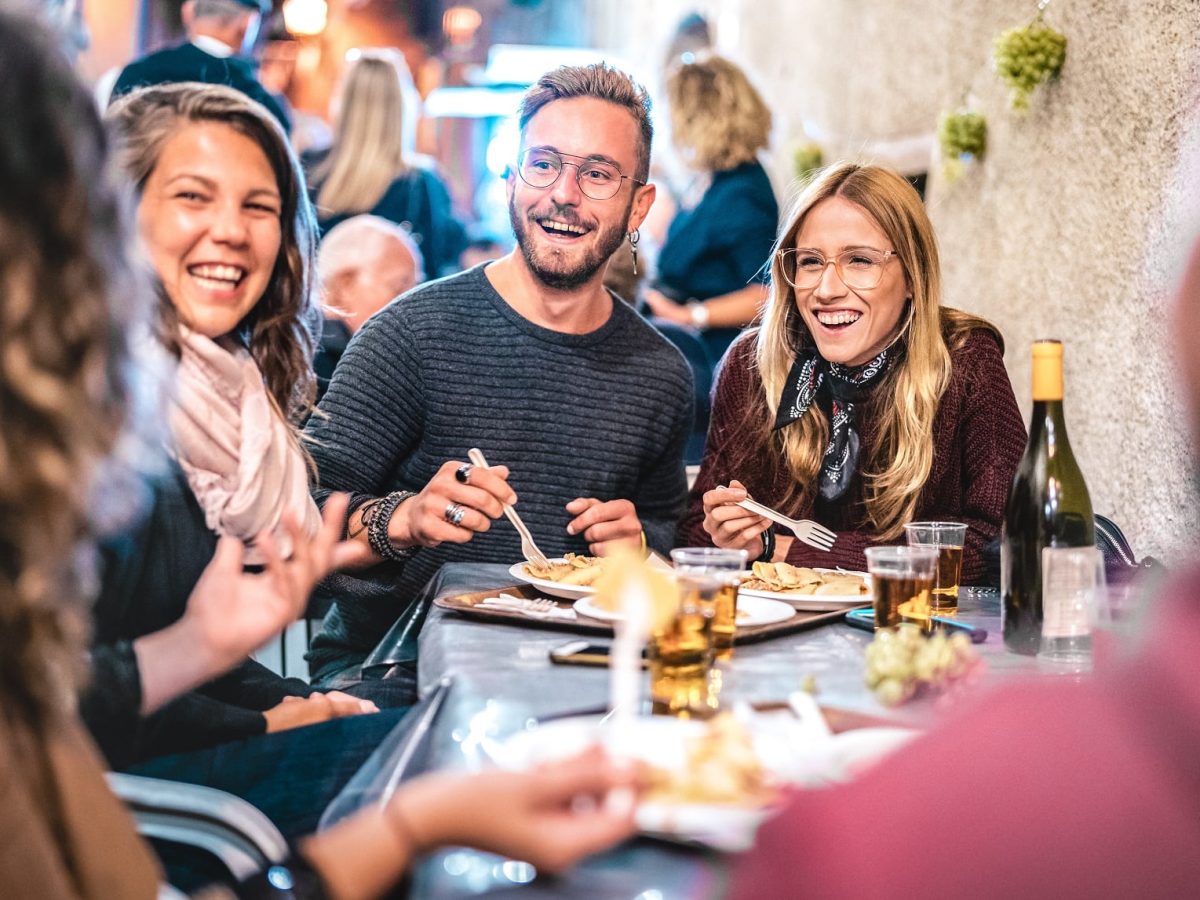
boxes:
[648,573,717,718]
[904,522,967,612]
[670,547,747,661]
[864,546,937,630]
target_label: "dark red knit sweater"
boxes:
[679,326,1027,584]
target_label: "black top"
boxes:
[303,264,694,679]
[655,161,779,361]
[111,42,291,134]
[81,464,311,768]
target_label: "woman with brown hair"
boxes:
[305,48,465,277]
[680,162,1027,582]
[643,53,779,364]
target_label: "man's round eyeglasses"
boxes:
[777,247,898,291]
[515,148,643,200]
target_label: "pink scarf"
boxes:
[170,326,320,562]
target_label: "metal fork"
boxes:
[479,595,576,620]
[733,495,837,552]
[467,447,550,567]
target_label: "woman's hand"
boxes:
[643,288,692,326]
[701,479,770,558]
[263,691,378,733]
[565,497,643,555]
[391,460,516,548]
[391,747,641,873]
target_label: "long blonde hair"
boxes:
[315,49,417,216]
[666,53,770,172]
[751,162,998,539]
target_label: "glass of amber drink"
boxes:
[649,573,717,718]
[864,546,937,630]
[903,522,968,612]
[670,548,748,661]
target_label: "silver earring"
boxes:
[628,229,640,276]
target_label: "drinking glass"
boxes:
[903,522,967,612]
[670,547,747,661]
[864,546,938,630]
[1038,546,1104,672]
[648,573,716,718]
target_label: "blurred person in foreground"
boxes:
[315,214,424,401]
[0,9,638,895]
[682,163,1026,581]
[304,63,693,692]
[305,48,465,277]
[732,240,1200,900]
[109,0,290,132]
[643,53,779,365]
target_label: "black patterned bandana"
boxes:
[773,345,893,501]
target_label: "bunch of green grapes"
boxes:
[993,15,1067,111]
[937,109,987,182]
[864,625,979,707]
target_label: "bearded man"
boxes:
[303,64,693,691]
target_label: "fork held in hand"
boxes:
[734,495,837,552]
[467,448,550,567]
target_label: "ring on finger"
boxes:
[444,502,467,527]
[455,463,473,484]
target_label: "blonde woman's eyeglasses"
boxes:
[777,247,898,291]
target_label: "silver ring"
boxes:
[455,463,473,484]
[444,502,466,527]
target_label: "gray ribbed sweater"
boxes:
[305,265,693,678]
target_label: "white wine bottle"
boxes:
[1002,340,1095,655]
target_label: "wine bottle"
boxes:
[1002,340,1095,655]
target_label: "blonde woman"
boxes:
[643,54,778,363]
[305,48,465,277]
[680,163,1026,582]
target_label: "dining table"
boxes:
[369,562,1046,898]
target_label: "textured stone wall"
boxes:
[590,0,1200,561]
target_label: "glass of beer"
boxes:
[903,521,967,612]
[648,573,717,718]
[670,547,748,661]
[864,546,937,630]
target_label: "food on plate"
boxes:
[646,714,776,806]
[523,553,607,586]
[743,561,869,596]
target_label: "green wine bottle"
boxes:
[1002,340,1095,655]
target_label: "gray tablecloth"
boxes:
[408,563,1039,898]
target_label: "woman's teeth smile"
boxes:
[816,310,862,329]
[188,263,246,290]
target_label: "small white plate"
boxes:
[508,559,598,601]
[739,567,873,611]
[487,715,917,851]
[574,593,795,628]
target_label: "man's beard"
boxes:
[509,197,632,291]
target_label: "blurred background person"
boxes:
[107,0,290,132]
[305,47,466,278]
[643,53,778,367]
[315,214,424,401]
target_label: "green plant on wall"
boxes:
[793,142,824,182]
[937,109,987,183]
[993,7,1067,112]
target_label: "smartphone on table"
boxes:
[548,640,648,668]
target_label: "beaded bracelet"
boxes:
[756,527,776,563]
[363,490,419,563]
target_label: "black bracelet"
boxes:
[235,851,328,898]
[363,490,419,562]
[756,527,776,563]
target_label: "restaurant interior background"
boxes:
[77,0,1200,562]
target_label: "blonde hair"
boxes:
[315,49,418,216]
[666,54,771,172]
[750,162,999,539]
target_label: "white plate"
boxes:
[508,559,599,601]
[487,715,917,851]
[739,567,873,611]
[574,593,795,628]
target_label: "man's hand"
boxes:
[390,460,517,548]
[643,288,691,326]
[565,498,643,555]
[263,691,378,734]
[701,480,770,558]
